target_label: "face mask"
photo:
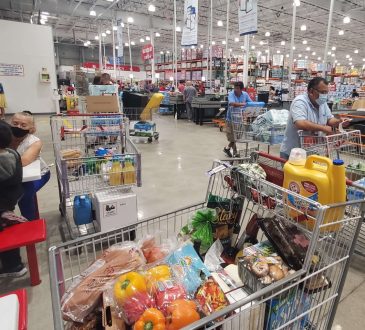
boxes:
[316,93,328,106]
[11,126,29,138]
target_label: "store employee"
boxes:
[280,77,344,160]
[223,81,252,158]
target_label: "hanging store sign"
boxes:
[82,62,140,72]
[238,0,258,36]
[181,0,199,46]
[0,63,24,76]
[117,20,123,57]
[141,44,154,61]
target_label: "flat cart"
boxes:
[49,152,364,330]
[50,113,141,241]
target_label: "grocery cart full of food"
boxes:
[49,152,364,330]
[50,113,141,241]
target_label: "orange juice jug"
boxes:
[109,158,123,186]
[123,158,136,185]
[283,153,346,231]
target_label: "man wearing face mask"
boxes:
[280,77,342,160]
[10,111,50,220]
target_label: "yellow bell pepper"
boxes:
[114,271,147,304]
[146,265,171,282]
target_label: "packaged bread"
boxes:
[61,242,146,323]
[60,148,82,159]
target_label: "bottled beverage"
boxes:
[123,157,136,185]
[109,158,123,186]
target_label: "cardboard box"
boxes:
[86,95,120,113]
[353,98,365,110]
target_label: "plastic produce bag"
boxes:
[138,233,177,264]
[61,242,146,323]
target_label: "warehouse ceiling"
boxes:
[0,0,364,66]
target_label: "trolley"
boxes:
[299,129,365,256]
[50,114,141,241]
[49,152,364,330]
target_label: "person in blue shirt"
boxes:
[224,81,252,157]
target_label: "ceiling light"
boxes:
[212,41,216,45]
[221,40,225,45]
[354,49,359,54]
[327,51,331,55]
[294,59,297,62]
[241,45,244,49]
[115,45,119,49]
[343,16,350,24]
[155,32,160,37]
[251,45,255,49]
[120,22,125,27]
[131,41,135,45]
[286,54,289,58]
[146,36,150,40]
[351,65,354,69]
[200,44,204,48]
[41,11,49,15]
[332,46,336,51]
[293,46,296,50]
[101,32,106,37]
[125,42,129,46]
[281,41,285,46]
[363,58,365,61]
[265,49,269,53]
[349,57,352,61]
[106,30,111,34]
[306,47,310,51]
[113,26,118,31]
[346,54,350,58]
[129,74,134,79]
[86,40,91,45]
[317,57,321,60]
[176,26,181,32]
[312,52,316,55]
[349,62,352,65]
[335,60,338,63]
[90,10,96,16]
[300,24,306,31]
[95,35,99,40]
[265,31,270,37]
[40,14,48,20]
[277,50,280,54]
[148,4,156,12]
[257,51,262,56]
[294,0,300,6]
[298,54,302,57]
[302,40,307,44]
[337,62,341,65]
[160,51,164,54]
[217,20,223,27]
[259,41,264,45]
[106,0,114,2]
[140,38,145,42]
[83,42,88,46]
[127,17,134,23]
[338,30,344,35]
[40,19,46,25]
[166,51,170,54]
[331,53,335,57]
[234,37,239,42]
[191,45,195,49]
[305,55,308,59]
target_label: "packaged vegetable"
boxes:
[154,279,187,315]
[195,278,229,316]
[61,242,145,323]
[134,308,166,330]
[166,299,200,330]
[167,243,211,295]
[146,265,172,291]
[139,234,176,264]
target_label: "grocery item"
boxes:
[283,151,346,231]
[134,308,166,330]
[195,277,229,316]
[109,158,123,186]
[123,158,136,185]
[139,235,176,264]
[114,272,147,303]
[154,279,187,315]
[146,265,171,284]
[65,312,103,330]
[73,195,93,226]
[61,242,145,323]
[165,299,200,330]
[60,148,82,169]
[119,291,156,324]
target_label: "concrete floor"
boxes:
[0,114,364,329]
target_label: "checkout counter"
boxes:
[191,95,228,125]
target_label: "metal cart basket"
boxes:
[50,114,141,241]
[49,152,364,329]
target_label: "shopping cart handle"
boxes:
[257,151,287,164]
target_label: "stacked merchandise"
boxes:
[71,65,89,96]
[158,91,173,115]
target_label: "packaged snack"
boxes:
[61,242,145,323]
[167,243,211,295]
[154,279,187,315]
[166,299,200,330]
[195,277,229,316]
[114,271,155,325]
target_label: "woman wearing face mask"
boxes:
[280,77,347,160]
[10,111,50,220]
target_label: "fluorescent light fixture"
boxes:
[257,51,262,56]
[317,57,321,60]
[120,22,125,27]
[169,76,174,81]
[338,30,344,35]
[327,51,331,55]
[265,49,269,53]
[335,60,338,63]
[200,44,204,48]
[300,24,306,31]
[331,53,335,57]
[113,26,118,31]
[343,16,350,24]
[202,76,206,82]
[127,17,134,23]
[146,36,150,40]
[259,41,264,45]
[160,51,164,54]
[265,31,270,37]
[148,4,156,12]
[101,32,107,37]
[363,58,365,61]
[155,32,160,37]
[349,62,352,65]
[155,73,160,79]
[241,45,244,49]
[337,62,340,65]
[346,54,350,58]
[115,46,119,49]
[305,55,308,59]
[306,47,310,51]
[298,54,302,57]
[131,41,135,45]
[166,51,170,54]
[281,41,285,46]
[176,26,181,32]
[294,59,297,62]
[84,42,88,46]
[129,74,134,78]
[234,37,239,42]
[251,45,255,49]
[222,40,226,45]
[229,48,232,52]
[86,40,91,45]
[293,46,296,50]
[90,10,96,16]
[41,11,49,15]
[354,49,359,53]
[217,20,223,27]
[351,65,354,69]
[106,0,114,2]
[106,30,111,34]
[286,54,289,58]
[212,41,216,45]
[95,35,99,40]
[40,14,48,20]
[191,45,195,49]
[277,50,280,54]
[294,0,300,6]
[140,38,145,42]
[312,52,316,55]
[125,42,129,46]
[332,46,336,51]
[302,40,307,44]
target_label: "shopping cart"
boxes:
[50,114,141,241]
[49,152,364,330]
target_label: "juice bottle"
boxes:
[109,158,123,186]
[123,157,136,185]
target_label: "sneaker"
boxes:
[0,264,28,278]
[223,147,233,158]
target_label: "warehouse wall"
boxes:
[0,20,58,114]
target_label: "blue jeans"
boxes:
[18,171,50,220]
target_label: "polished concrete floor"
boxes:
[0,114,364,329]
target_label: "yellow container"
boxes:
[283,155,346,231]
[109,159,123,186]
[122,160,136,185]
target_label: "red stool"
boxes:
[0,220,46,286]
[0,288,27,330]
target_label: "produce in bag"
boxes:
[134,308,166,330]
[139,234,176,264]
[145,264,172,292]
[61,242,145,323]
[153,279,187,315]
[114,271,155,324]
[165,299,200,330]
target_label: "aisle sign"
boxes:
[238,0,258,36]
[181,0,199,46]
[0,63,24,76]
[141,44,154,61]
[117,20,123,57]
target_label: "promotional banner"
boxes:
[181,0,198,46]
[117,20,123,57]
[141,44,154,61]
[238,0,258,36]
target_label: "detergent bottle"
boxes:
[123,157,136,185]
[283,148,346,231]
[73,195,93,225]
[109,157,123,186]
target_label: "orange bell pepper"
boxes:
[114,271,147,304]
[166,299,200,330]
[134,308,166,330]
